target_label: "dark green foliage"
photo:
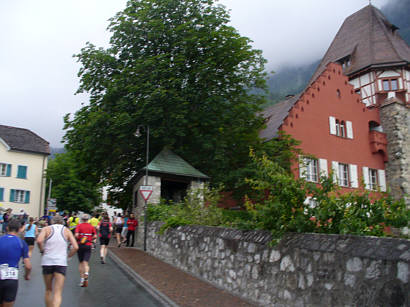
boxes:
[64,0,267,200]
[243,153,409,240]
[46,152,102,213]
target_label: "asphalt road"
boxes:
[14,245,165,307]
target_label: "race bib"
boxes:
[0,267,18,280]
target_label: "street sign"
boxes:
[139,185,153,201]
[47,198,57,210]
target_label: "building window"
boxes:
[340,121,346,137]
[10,189,30,203]
[0,163,11,177]
[300,157,319,182]
[330,117,351,138]
[17,165,27,179]
[338,163,349,187]
[369,169,378,190]
[382,79,398,91]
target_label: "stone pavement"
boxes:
[108,246,259,307]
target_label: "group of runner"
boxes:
[0,211,117,307]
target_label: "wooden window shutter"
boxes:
[378,170,387,192]
[331,161,339,184]
[24,191,30,204]
[299,156,307,179]
[346,121,354,139]
[349,164,358,188]
[0,188,3,201]
[6,164,11,177]
[319,159,328,177]
[329,116,336,135]
[362,167,370,189]
[10,189,15,202]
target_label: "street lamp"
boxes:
[135,125,149,251]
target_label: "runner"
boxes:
[0,219,31,307]
[126,213,138,247]
[67,213,79,233]
[24,217,38,258]
[121,213,128,245]
[88,213,100,249]
[96,214,113,264]
[75,214,96,287]
[114,213,124,247]
[37,215,78,307]
[2,209,12,234]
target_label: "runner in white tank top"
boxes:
[41,224,69,266]
[37,215,78,307]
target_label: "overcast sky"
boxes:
[1,0,389,148]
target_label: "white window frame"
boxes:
[368,168,378,191]
[329,116,336,135]
[338,163,349,187]
[0,163,7,176]
[14,190,26,203]
[300,157,319,182]
[346,121,353,139]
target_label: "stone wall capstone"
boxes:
[147,222,409,307]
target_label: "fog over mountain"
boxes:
[265,0,410,106]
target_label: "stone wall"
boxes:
[147,222,409,306]
[379,99,410,209]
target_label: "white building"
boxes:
[0,125,50,217]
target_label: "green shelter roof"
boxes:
[142,148,209,180]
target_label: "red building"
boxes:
[260,5,409,201]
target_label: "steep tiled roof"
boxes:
[259,94,300,141]
[0,125,50,155]
[143,148,209,179]
[310,5,410,83]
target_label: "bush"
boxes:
[244,152,409,239]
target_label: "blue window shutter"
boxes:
[10,189,15,202]
[24,191,30,204]
[0,188,3,201]
[17,166,27,179]
[6,164,11,177]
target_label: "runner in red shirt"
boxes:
[126,213,138,247]
[75,214,96,287]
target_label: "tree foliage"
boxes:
[46,153,101,213]
[63,0,268,202]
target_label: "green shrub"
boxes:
[244,152,409,239]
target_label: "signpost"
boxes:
[139,185,153,251]
[139,186,153,201]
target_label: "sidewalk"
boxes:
[108,245,259,307]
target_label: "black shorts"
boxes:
[24,237,35,246]
[0,279,18,302]
[78,245,92,262]
[115,226,122,234]
[42,265,67,276]
[99,237,110,245]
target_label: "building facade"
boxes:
[261,5,409,205]
[0,125,50,217]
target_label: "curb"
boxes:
[108,249,180,307]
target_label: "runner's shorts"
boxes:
[78,245,92,262]
[99,237,110,245]
[115,226,122,234]
[42,265,67,276]
[0,280,18,302]
[24,237,35,246]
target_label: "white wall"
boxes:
[0,142,47,218]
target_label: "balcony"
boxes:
[369,130,388,161]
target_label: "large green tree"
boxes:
[64,0,267,203]
[46,153,102,213]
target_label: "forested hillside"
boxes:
[265,0,410,106]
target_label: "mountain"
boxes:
[50,147,65,159]
[265,0,410,107]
